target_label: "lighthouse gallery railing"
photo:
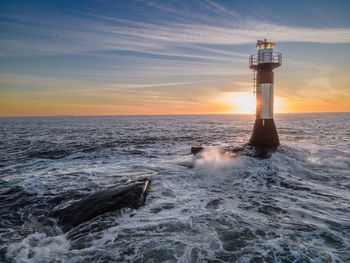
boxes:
[249,52,282,68]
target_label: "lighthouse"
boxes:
[249,39,282,148]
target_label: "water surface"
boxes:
[1,113,350,262]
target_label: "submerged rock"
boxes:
[51,178,150,231]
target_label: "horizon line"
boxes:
[1,111,349,118]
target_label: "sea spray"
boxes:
[194,148,244,178]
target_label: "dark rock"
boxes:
[224,144,277,159]
[191,146,204,155]
[51,178,150,231]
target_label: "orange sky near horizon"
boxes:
[1,70,350,117]
[1,71,350,116]
[1,89,349,117]
[1,69,350,116]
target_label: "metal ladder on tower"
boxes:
[252,69,257,113]
[252,69,256,94]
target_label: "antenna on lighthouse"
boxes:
[249,39,282,147]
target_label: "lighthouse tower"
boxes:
[249,39,282,147]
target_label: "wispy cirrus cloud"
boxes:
[103,19,350,45]
[1,8,350,59]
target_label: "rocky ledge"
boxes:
[51,178,150,231]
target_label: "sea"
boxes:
[0,113,349,263]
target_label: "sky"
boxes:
[1,0,350,116]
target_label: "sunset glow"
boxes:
[226,92,256,114]
[223,92,286,114]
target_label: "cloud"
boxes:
[105,19,350,45]
[1,8,350,59]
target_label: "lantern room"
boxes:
[249,39,282,70]
[256,39,275,51]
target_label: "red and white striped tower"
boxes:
[249,39,282,147]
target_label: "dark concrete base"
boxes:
[226,144,277,159]
[191,144,277,159]
[243,144,277,158]
[249,119,279,147]
[51,178,150,231]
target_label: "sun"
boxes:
[225,92,256,114]
[223,92,285,114]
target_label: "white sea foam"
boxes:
[194,148,244,179]
[6,233,70,263]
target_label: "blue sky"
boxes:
[1,0,350,115]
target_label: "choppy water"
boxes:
[0,113,350,263]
